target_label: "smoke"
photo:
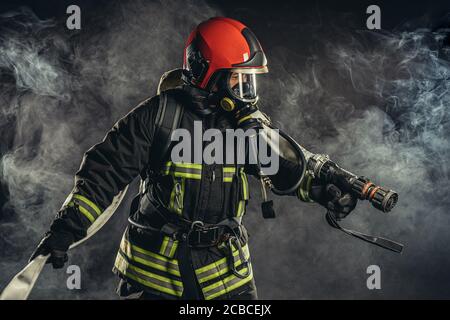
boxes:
[0,1,449,299]
[0,1,220,299]
[246,13,450,298]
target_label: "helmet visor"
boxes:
[228,72,258,102]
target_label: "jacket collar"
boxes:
[181,84,218,116]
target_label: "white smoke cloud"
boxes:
[0,2,448,299]
[248,19,449,299]
[0,1,220,299]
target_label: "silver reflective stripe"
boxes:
[197,257,247,284]
[123,249,180,277]
[73,198,100,220]
[163,163,237,182]
[125,265,183,292]
[159,236,179,259]
[162,162,202,179]
[223,167,236,182]
[120,238,180,275]
[203,266,253,300]
[196,245,250,284]
[240,169,249,200]
[164,166,202,175]
[197,259,230,283]
[115,253,183,297]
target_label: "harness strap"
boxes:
[128,214,244,248]
[129,191,245,249]
[326,210,403,253]
[148,90,184,173]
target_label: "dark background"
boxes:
[0,0,449,299]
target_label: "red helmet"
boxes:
[183,17,268,98]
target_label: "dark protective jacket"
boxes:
[50,84,313,300]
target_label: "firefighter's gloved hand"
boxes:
[310,183,358,220]
[29,231,73,269]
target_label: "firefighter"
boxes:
[29,17,357,300]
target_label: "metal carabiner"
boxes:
[227,236,250,279]
[174,182,182,208]
[190,220,204,230]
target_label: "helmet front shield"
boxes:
[226,67,268,103]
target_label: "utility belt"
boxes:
[130,216,244,248]
[128,187,246,249]
[128,190,250,279]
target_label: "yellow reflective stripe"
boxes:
[198,256,247,284]
[196,257,227,275]
[115,249,128,270]
[195,244,248,275]
[163,163,237,181]
[165,161,202,170]
[116,254,182,287]
[120,238,180,276]
[121,249,180,276]
[240,172,249,200]
[130,243,179,265]
[78,205,95,223]
[203,267,251,293]
[298,177,306,200]
[236,200,245,217]
[204,268,253,300]
[115,254,183,297]
[244,174,248,198]
[237,115,252,126]
[72,194,102,216]
[169,181,176,212]
[223,167,236,183]
[127,261,183,287]
[122,272,182,297]
[298,186,306,201]
[159,236,170,256]
[128,254,180,277]
[173,172,201,179]
[298,175,314,203]
[163,161,202,180]
[163,171,202,179]
[168,241,178,259]
[178,178,185,214]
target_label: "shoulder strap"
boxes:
[148,90,184,171]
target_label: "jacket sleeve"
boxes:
[267,156,322,203]
[244,138,316,203]
[49,96,159,241]
[242,109,315,203]
[265,156,316,201]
